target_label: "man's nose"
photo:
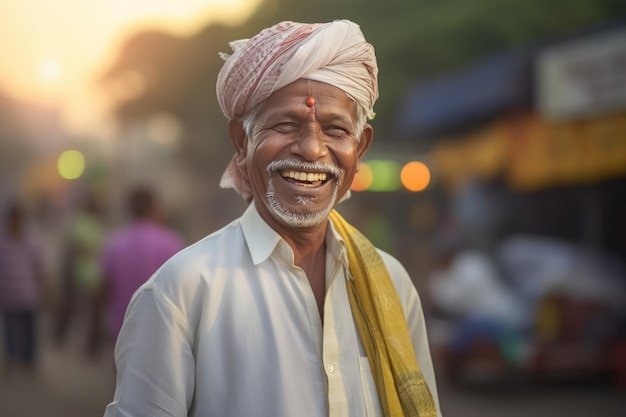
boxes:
[292,126,328,161]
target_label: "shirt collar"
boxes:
[326,217,349,271]
[240,203,282,265]
[240,203,348,269]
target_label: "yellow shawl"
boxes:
[329,210,437,417]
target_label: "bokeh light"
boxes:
[57,149,85,180]
[39,59,62,81]
[367,160,402,192]
[401,161,431,192]
[350,162,373,191]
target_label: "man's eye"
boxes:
[324,126,348,138]
[273,123,298,133]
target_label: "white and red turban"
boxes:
[216,19,379,200]
[216,20,378,120]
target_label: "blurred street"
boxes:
[0,312,115,417]
[1,311,625,417]
[439,383,626,417]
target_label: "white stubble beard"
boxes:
[266,162,343,228]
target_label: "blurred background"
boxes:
[1,1,626,416]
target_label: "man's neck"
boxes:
[273,218,329,321]
[299,244,326,321]
[280,224,327,267]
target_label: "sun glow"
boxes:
[39,60,63,82]
[0,0,262,136]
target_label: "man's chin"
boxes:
[266,179,341,228]
[269,199,336,229]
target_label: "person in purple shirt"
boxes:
[101,186,184,342]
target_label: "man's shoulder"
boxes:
[146,218,246,281]
[132,217,247,310]
[375,248,415,289]
[171,216,243,255]
[375,248,406,274]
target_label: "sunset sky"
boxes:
[0,0,261,135]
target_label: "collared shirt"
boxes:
[104,204,441,417]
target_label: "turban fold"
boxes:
[216,20,379,199]
[217,20,378,120]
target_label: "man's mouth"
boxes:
[280,169,330,187]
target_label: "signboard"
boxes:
[536,28,626,120]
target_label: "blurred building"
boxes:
[399,17,626,259]
[398,18,626,389]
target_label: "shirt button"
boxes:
[327,363,335,373]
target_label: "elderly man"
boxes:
[104,20,442,417]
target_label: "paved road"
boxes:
[1,313,625,417]
[437,377,626,417]
[0,313,114,417]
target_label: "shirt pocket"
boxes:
[358,357,383,417]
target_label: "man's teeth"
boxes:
[282,170,328,182]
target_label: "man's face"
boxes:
[242,79,372,230]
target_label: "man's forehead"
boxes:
[266,80,353,108]
[272,79,345,96]
[260,90,356,124]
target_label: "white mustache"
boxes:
[267,159,342,180]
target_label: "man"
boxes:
[104,20,442,417]
[0,202,44,374]
[54,192,106,357]
[101,186,184,342]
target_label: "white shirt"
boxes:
[104,204,441,417]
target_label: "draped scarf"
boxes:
[329,210,437,417]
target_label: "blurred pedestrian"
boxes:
[54,191,107,358]
[101,186,184,343]
[0,202,45,374]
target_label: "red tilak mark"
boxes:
[306,96,315,107]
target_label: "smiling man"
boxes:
[104,20,442,417]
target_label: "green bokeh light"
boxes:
[367,160,402,192]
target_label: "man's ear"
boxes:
[229,119,248,164]
[356,123,373,164]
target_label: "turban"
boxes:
[216,20,379,200]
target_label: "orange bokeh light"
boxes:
[401,161,431,192]
[350,162,373,191]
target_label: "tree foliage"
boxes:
[105,0,626,145]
